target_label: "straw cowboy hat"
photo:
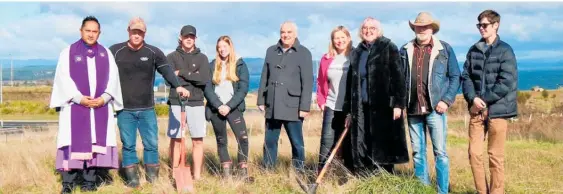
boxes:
[409,12,440,34]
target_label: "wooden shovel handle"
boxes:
[316,125,349,183]
[178,96,187,167]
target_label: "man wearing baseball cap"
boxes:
[399,12,460,194]
[166,24,210,181]
[109,17,189,188]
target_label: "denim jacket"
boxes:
[399,36,461,109]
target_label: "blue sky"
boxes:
[1,2,563,65]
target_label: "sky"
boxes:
[1,1,563,64]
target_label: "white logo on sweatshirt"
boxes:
[140,57,149,61]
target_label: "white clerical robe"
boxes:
[49,46,123,149]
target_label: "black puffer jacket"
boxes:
[461,36,518,118]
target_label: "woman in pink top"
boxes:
[316,26,354,173]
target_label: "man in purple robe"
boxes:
[49,16,123,194]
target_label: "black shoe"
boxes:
[122,165,140,188]
[80,181,97,192]
[145,164,160,183]
[61,183,73,194]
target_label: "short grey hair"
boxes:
[358,17,384,41]
[280,20,298,35]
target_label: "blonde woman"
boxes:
[203,36,252,181]
[315,26,354,173]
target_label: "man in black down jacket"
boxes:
[461,10,517,194]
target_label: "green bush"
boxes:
[542,90,549,99]
[517,91,532,104]
[155,104,169,116]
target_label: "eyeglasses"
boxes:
[476,22,494,29]
[362,26,377,31]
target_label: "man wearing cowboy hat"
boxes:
[399,12,461,194]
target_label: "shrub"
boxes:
[155,104,169,116]
[542,90,549,99]
[517,91,532,104]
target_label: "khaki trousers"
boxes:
[468,110,507,194]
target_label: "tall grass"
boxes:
[1,117,563,193]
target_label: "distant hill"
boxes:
[0,59,57,67]
[0,65,56,81]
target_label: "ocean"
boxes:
[247,69,563,92]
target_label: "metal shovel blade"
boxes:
[296,125,349,194]
[296,177,318,194]
[173,98,195,193]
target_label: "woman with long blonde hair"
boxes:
[203,36,252,181]
[315,25,354,173]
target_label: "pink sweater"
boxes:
[316,54,334,109]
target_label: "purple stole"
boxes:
[68,39,110,160]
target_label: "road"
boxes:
[0,120,57,128]
[0,120,56,135]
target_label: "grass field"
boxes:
[0,86,562,193]
[1,111,562,194]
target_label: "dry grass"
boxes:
[1,87,563,193]
[1,110,563,194]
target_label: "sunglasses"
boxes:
[476,22,495,29]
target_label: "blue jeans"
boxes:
[407,111,449,194]
[318,107,348,171]
[263,119,305,171]
[117,109,159,167]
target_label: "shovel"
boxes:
[297,125,349,194]
[172,98,195,193]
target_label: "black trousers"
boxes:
[209,109,249,165]
[61,168,97,184]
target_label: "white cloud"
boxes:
[0,2,562,64]
[516,50,563,61]
[44,2,152,20]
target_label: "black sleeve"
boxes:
[179,55,211,87]
[203,61,223,109]
[342,51,355,115]
[299,50,313,112]
[389,43,406,109]
[462,50,477,105]
[155,48,180,88]
[257,54,269,106]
